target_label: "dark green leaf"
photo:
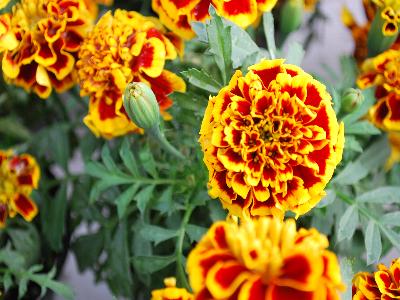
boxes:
[182,68,222,93]
[139,224,178,245]
[101,144,117,171]
[338,205,359,241]
[120,138,140,177]
[116,183,141,219]
[0,117,30,140]
[136,185,155,214]
[186,224,207,243]
[72,231,104,272]
[48,124,70,171]
[132,255,176,274]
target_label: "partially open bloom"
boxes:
[77,10,185,139]
[358,49,400,131]
[0,0,95,98]
[0,150,40,227]
[152,0,278,40]
[151,277,193,300]
[372,0,400,36]
[199,59,344,218]
[352,258,400,299]
[187,217,345,300]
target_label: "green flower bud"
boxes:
[279,0,303,38]
[341,88,364,113]
[367,10,399,57]
[123,82,160,130]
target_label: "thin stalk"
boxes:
[149,127,185,160]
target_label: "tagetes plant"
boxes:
[1,0,400,299]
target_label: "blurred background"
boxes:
[54,0,387,298]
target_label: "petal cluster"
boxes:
[187,217,344,300]
[352,258,400,299]
[77,9,186,139]
[0,0,95,98]
[199,59,344,218]
[151,277,193,300]
[0,150,40,227]
[372,0,400,36]
[358,49,400,131]
[152,0,278,40]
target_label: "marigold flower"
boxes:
[187,217,345,300]
[199,59,344,218]
[358,49,400,131]
[352,258,400,299]
[372,0,400,36]
[152,0,278,40]
[77,9,186,139]
[0,0,95,98]
[0,0,11,9]
[0,150,40,227]
[151,277,193,300]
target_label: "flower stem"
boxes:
[149,127,185,160]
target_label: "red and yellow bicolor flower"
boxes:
[352,258,400,299]
[373,0,400,36]
[77,9,186,139]
[152,0,278,40]
[0,0,96,99]
[199,59,344,219]
[0,150,40,227]
[151,277,193,300]
[187,217,345,300]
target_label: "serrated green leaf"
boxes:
[263,12,277,59]
[139,224,178,246]
[7,225,39,267]
[186,224,207,243]
[41,182,67,252]
[357,187,400,203]
[316,189,336,208]
[207,6,232,84]
[85,161,109,178]
[101,144,117,171]
[345,121,380,135]
[139,145,158,178]
[382,212,400,226]
[344,135,363,153]
[182,68,222,93]
[379,226,400,251]
[3,272,13,291]
[286,42,305,65]
[0,246,25,271]
[365,221,382,265]
[0,117,30,140]
[72,231,104,272]
[208,200,227,221]
[153,186,174,215]
[136,185,155,214]
[132,255,176,274]
[120,138,140,177]
[116,183,141,219]
[338,205,359,241]
[28,271,74,300]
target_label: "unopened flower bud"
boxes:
[123,82,160,130]
[280,0,303,38]
[341,88,364,113]
[367,10,399,57]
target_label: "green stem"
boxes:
[149,127,185,160]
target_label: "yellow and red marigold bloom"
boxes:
[0,0,95,99]
[199,59,344,218]
[77,9,185,139]
[352,258,400,299]
[358,49,400,131]
[372,0,400,36]
[151,277,193,300]
[187,217,345,300]
[152,0,278,40]
[0,150,40,227]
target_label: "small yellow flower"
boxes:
[152,0,278,40]
[199,59,344,219]
[151,277,193,300]
[187,217,345,300]
[352,258,400,299]
[0,150,40,227]
[77,10,186,139]
[0,0,95,98]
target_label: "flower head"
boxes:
[358,49,400,131]
[0,150,40,227]
[373,0,400,36]
[352,258,400,299]
[152,0,278,40]
[187,217,345,300]
[151,277,193,300]
[77,9,186,139]
[0,0,95,98]
[199,59,344,219]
